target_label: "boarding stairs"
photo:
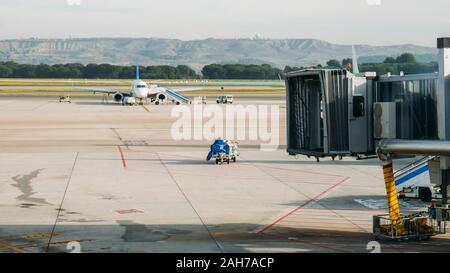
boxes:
[393,156,441,201]
[165,89,191,104]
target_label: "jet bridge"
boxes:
[286,69,439,160]
[285,69,376,159]
[285,37,450,240]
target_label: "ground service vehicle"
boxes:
[216,95,233,104]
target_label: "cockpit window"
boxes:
[136,85,147,88]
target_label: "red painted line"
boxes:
[259,176,351,235]
[259,165,348,179]
[117,146,127,170]
[116,209,144,215]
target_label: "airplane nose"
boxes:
[135,89,147,98]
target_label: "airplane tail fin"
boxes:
[352,45,360,74]
[136,64,140,80]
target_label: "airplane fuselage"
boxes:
[131,80,150,99]
[131,80,165,100]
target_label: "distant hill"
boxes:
[0,38,438,70]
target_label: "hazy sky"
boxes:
[0,0,449,46]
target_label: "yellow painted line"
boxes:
[0,241,27,253]
[0,232,63,241]
[24,233,63,240]
[18,240,81,248]
[141,105,150,112]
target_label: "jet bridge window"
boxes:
[353,96,365,118]
[378,77,438,140]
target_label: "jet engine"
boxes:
[154,93,167,105]
[113,92,124,102]
[157,93,167,101]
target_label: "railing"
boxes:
[165,89,191,104]
[394,156,435,177]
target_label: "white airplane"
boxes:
[84,65,191,105]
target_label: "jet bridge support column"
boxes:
[437,38,450,204]
[381,160,405,235]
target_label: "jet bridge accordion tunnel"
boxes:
[285,69,438,160]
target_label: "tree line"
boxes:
[0,62,284,80]
[0,62,199,79]
[284,53,438,75]
[201,64,282,80]
[0,53,439,79]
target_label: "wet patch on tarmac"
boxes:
[102,195,118,200]
[66,211,81,215]
[19,203,38,209]
[55,208,81,214]
[118,220,191,242]
[11,169,52,206]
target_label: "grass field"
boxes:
[0,78,284,87]
[0,78,286,97]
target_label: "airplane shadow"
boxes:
[281,194,431,215]
[75,101,123,106]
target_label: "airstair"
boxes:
[394,156,439,201]
[165,89,191,104]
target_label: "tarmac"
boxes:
[1,97,450,253]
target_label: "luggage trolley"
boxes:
[206,138,239,165]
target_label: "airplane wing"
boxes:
[75,87,132,96]
[168,87,204,92]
